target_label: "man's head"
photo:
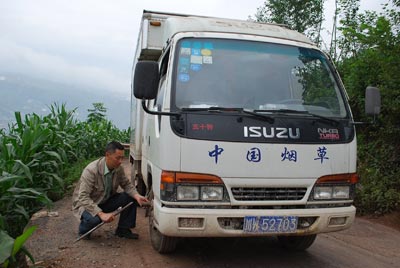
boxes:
[105,141,125,170]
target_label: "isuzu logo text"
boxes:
[244,126,300,139]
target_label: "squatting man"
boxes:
[72,141,148,239]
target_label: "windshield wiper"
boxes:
[181,107,274,123]
[242,109,275,123]
[255,109,339,126]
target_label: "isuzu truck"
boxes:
[130,10,381,253]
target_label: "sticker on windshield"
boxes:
[201,49,212,56]
[179,65,189,73]
[191,64,202,72]
[192,48,201,56]
[178,73,190,82]
[180,48,191,56]
[203,56,213,64]
[179,57,190,65]
[191,55,203,64]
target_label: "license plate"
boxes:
[243,216,298,233]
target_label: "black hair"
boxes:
[105,141,124,154]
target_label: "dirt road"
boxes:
[26,160,400,268]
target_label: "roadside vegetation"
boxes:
[0,103,129,266]
[255,0,400,215]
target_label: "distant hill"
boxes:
[0,74,131,129]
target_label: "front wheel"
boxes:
[135,174,147,196]
[148,190,178,253]
[277,234,317,251]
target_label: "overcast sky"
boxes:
[0,0,388,98]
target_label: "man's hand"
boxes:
[134,193,150,207]
[98,211,115,223]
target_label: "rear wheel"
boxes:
[148,190,178,253]
[277,234,317,251]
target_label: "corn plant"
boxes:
[0,112,54,237]
[0,226,37,268]
[0,102,129,239]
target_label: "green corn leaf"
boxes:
[47,160,60,170]
[11,226,37,258]
[49,173,64,186]
[14,205,29,221]
[0,230,14,264]
[36,194,52,206]
[3,143,15,161]
[26,158,39,169]
[14,112,23,133]
[13,160,33,182]
[20,246,35,265]
[7,187,43,196]
[0,173,24,184]
[0,215,5,230]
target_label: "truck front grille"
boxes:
[231,187,307,201]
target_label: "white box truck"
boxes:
[130,10,381,253]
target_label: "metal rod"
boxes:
[74,201,134,243]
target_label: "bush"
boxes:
[354,130,400,214]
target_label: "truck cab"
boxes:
[130,10,381,253]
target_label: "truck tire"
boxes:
[148,190,178,253]
[277,234,317,251]
[135,174,147,196]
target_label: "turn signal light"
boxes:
[316,173,359,184]
[161,171,223,184]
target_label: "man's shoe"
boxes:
[115,228,139,239]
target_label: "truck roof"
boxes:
[138,10,313,61]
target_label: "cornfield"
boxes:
[0,103,129,238]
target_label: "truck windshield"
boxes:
[173,38,348,118]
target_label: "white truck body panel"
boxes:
[180,139,355,178]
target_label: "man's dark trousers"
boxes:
[78,192,136,235]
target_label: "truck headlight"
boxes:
[310,173,358,201]
[177,186,199,200]
[201,186,223,201]
[314,186,333,199]
[332,186,350,199]
[161,171,229,202]
[314,186,350,200]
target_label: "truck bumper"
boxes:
[154,201,356,237]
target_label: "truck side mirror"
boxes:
[365,86,381,116]
[134,61,160,99]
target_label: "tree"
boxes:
[254,0,324,44]
[329,0,360,61]
[87,103,107,123]
[337,2,400,214]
